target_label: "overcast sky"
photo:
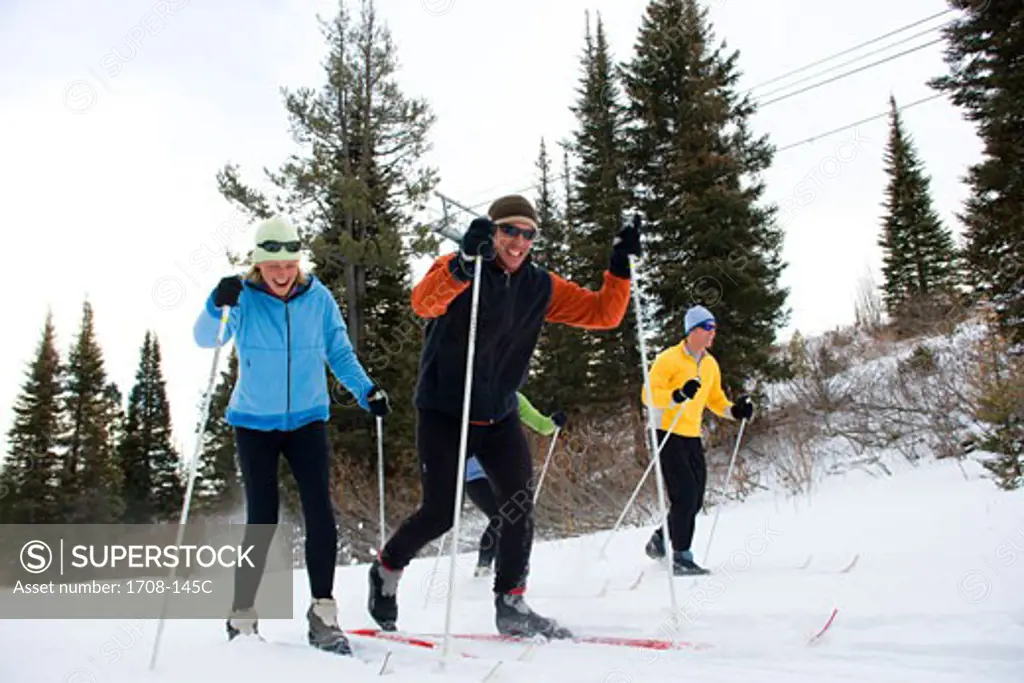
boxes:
[0,0,982,461]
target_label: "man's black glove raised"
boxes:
[730,394,753,420]
[213,276,243,307]
[551,410,568,429]
[609,214,642,279]
[450,217,496,281]
[671,378,701,404]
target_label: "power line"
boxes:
[758,37,945,108]
[447,14,956,212]
[744,8,954,93]
[775,91,944,152]
[753,24,948,101]
[437,90,948,221]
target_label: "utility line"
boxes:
[757,37,945,108]
[753,24,948,101]
[744,8,954,93]
[450,11,957,213]
[775,91,944,151]
[436,90,947,221]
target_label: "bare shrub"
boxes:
[854,270,885,337]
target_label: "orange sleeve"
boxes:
[544,270,630,330]
[411,252,470,319]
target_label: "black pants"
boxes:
[465,476,501,565]
[232,420,337,610]
[380,409,534,594]
[650,431,707,554]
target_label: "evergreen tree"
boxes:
[524,138,590,413]
[59,301,123,523]
[619,0,789,396]
[566,11,642,411]
[878,94,960,323]
[195,347,242,516]
[929,1,1024,349]
[119,332,183,523]
[215,0,436,486]
[0,312,64,523]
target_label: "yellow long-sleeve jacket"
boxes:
[641,342,734,437]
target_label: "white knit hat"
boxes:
[251,215,301,264]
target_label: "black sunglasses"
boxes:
[258,240,301,253]
[497,223,537,241]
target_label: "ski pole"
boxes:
[626,228,679,624]
[149,304,231,671]
[532,426,561,505]
[702,418,747,566]
[377,415,386,551]
[442,253,483,663]
[599,406,685,559]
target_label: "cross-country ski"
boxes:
[3,2,1023,683]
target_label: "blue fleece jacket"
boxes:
[193,275,375,432]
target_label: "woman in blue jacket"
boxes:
[193,215,390,656]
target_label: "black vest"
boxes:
[414,257,553,423]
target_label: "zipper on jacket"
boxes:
[285,300,292,426]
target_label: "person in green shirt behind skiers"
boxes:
[464,392,566,577]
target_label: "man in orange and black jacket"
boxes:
[368,194,639,639]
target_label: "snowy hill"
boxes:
[3,454,1022,682]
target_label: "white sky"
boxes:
[0,0,982,463]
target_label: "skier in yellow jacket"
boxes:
[641,305,753,575]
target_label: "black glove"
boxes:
[366,385,391,417]
[730,394,753,420]
[609,214,642,278]
[451,217,496,281]
[671,378,701,404]
[213,276,243,307]
[551,410,567,429]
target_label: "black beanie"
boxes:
[487,194,539,229]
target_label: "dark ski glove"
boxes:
[213,276,243,307]
[451,217,496,281]
[730,394,753,420]
[551,410,568,429]
[367,385,391,417]
[609,214,642,279]
[672,378,701,404]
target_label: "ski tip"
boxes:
[808,606,839,644]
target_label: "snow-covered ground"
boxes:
[3,454,1022,682]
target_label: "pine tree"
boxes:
[0,312,64,523]
[195,348,242,516]
[566,11,642,411]
[620,0,789,396]
[214,0,436,497]
[59,300,123,523]
[878,94,960,324]
[524,138,590,413]
[929,1,1024,349]
[119,332,183,523]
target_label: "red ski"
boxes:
[808,607,839,644]
[351,628,713,652]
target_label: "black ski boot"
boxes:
[645,531,665,560]
[368,559,401,631]
[307,598,351,655]
[672,550,710,576]
[226,607,259,640]
[495,592,573,639]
